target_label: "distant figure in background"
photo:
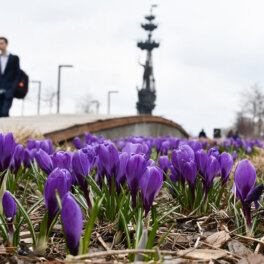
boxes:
[227,129,234,139]
[0,37,20,117]
[233,131,240,139]
[198,129,207,138]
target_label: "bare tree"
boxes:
[76,93,94,114]
[42,88,57,114]
[236,84,264,138]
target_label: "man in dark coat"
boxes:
[0,37,20,117]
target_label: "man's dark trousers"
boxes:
[0,54,20,117]
[0,93,13,117]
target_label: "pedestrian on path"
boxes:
[0,37,20,117]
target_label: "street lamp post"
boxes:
[90,100,100,114]
[107,90,119,115]
[31,80,41,115]
[57,64,73,114]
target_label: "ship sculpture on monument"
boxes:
[136,5,160,115]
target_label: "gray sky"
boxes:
[2,0,264,137]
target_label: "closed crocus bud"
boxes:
[51,151,72,171]
[171,144,195,187]
[2,191,17,220]
[126,153,147,207]
[232,150,237,162]
[208,148,220,160]
[82,146,96,169]
[204,155,220,201]
[97,143,119,179]
[73,137,82,150]
[72,150,90,186]
[115,152,129,193]
[61,192,83,256]
[188,140,202,153]
[183,160,197,200]
[159,156,170,174]
[72,150,92,209]
[35,149,54,174]
[40,139,53,154]
[12,144,25,174]
[219,152,233,185]
[233,160,264,228]
[140,166,163,216]
[195,149,208,176]
[44,168,72,231]
[0,132,16,172]
[122,142,143,155]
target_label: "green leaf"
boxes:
[146,220,158,249]
[82,195,104,254]
[10,193,37,248]
[0,214,8,242]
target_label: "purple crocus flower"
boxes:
[51,151,72,171]
[140,166,163,216]
[233,160,264,228]
[2,191,17,220]
[171,144,195,187]
[232,150,237,162]
[188,140,202,153]
[12,144,25,175]
[72,149,92,209]
[44,168,72,231]
[35,149,54,174]
[183,160,197,200]
[203,155,220,201]
[195,149,208,176]
[219,152,233,185]
[61,192,83,255]
[40,139,54,154]
[115,152,129,193]
[97,143,119,180]
[0,132,16,172]
[73,137,82,150]
[158,156,170,174]
[3,191,17,242]
[126,153,147,207]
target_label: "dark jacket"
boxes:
[0,54,20,98]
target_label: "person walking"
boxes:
[0,37,20,117]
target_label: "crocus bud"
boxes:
[158,156,170,174]
[195,149,208,176]
[12,144,25,174]
[126,154,147,207]
[44,168,72,231]
[35,149,54,174]
[140,166,163,215]
[97,143,119,179]
[204,155,220,201]
[40,139,54,154]
[2,191,17,243]
[183,160,197,200]
[72,150,92,209]
[2,191,17,220]
[232,150,237,162]
[51,151,72,171]
[0,132,16,172]
[61,192,83,256]
[73,137,82,150]
[115,152,129,193]
[219,152,233,185]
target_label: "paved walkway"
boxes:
[0,114,121,134]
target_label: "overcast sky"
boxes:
[1,0,264,137]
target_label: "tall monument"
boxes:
[136,5,160,115]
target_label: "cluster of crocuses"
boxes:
[1,132,263,256]
[158,142,234,204]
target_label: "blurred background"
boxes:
[1,0,264,138]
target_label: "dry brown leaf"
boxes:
[205,231,231,248]
[228,240,253,258]
[238,254,264,264]
[178,248,226,260]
